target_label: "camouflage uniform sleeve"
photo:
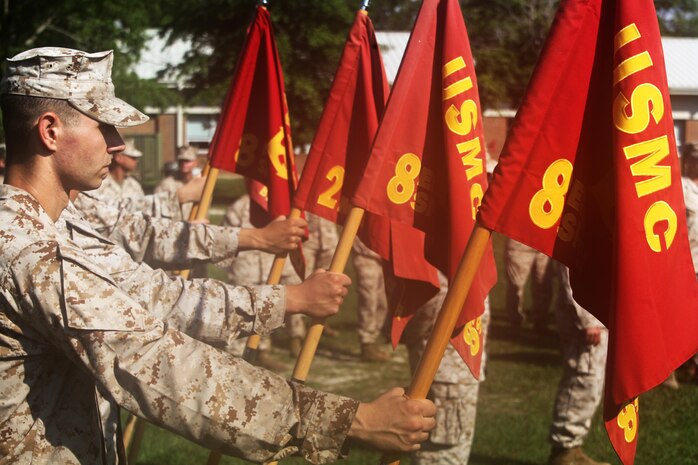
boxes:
[74,191,183,236]
[107,212,240,267]
[10,240,359,464]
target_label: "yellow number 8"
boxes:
[387,153,422,205]
[529,159,573,229]
[462,317,482,356]
[616,398,639,443]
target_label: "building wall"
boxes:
[483,116,509,161]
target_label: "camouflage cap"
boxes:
[0,47,148,127]
[176,145,198,161]
[122,139,143,158]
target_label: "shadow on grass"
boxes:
[488,350,560,367]
[470,453,541,465]
[487,314,560,352]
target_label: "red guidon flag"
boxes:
[477,0,698,463]
[208,5,299,228]
[292,10,440,340]
[351,0,498,378]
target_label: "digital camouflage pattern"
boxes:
[0,185,358,464]
[550,264,607,449]
[0,48,148,127]
[352,237,388,345]
[401,273,490,465]
[223,196,305,350]
[155,176,193,219]
[74,190,183,236]
[75,191,239,269]
[91,173,145,200]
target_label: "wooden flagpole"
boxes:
[242,207,303,363]
[179,164,219,280]
[289,206,364,383]
[259,207,364,465]
[380,223,492,465]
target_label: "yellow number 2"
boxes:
[529,158,573,229]
[317,165,345,211]
[387,153,422,205]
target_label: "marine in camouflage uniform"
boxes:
[154,145,199,219]
[97,173,145,198]
[352,236,391,360]
[0,184,358,464]
[548,263,609,465]
[682,142,698,276]
[504,237,553,329]
[74,190,240,270]
[0,47,436,464]
[402,271,490,465]
[224,195,305,357]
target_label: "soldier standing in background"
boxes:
[90,138,145,199]
[677,142,698,383]
[352,237,392,361]
[548,263,609,465]
[401,272,490,465]
[155,144,199,218]
[504,238,554,332]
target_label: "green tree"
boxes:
[158,0,356,147]
[0,0,177,139]
[367,0,698,109]
[656,0,698,35]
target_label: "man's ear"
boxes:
[36,112,60,152]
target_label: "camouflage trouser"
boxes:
[353,252,388,344]
[550,309,608,448]
[303,240,335,276]
[505,238,553,326]
[402,282,490,465]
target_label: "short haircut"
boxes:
[0,94,83,163]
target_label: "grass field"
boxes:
[130,232,698,465]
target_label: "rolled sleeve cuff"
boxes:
[294,383,359,464]
[206,225,240,265]
[246,285,286,337]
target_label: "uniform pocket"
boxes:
[58,243,145,332]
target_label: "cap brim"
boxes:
[69,95,149,128]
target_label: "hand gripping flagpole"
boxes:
[261,206,365,465]
[242,207,304,364]
[380,223,492,465]
[124,161,218,460]
[290,206,364,382]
